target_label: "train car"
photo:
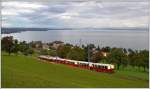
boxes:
[65,59,77,67]
[90,63,114,73]
[38,55,49,61]
[77,61,89,69]
[38,55,114,73]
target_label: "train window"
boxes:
[104,66,107,69]
[104,66,106,69]
[95,65,97,68]
[103,66,105,69]
[102,66,104,69]
[96,65,98,68]
[100,66,103,69]
[100,66,102,69]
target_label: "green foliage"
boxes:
[31,41,43,48]
[96,45,101,51]
[24,48,34,56]
[91,51,104,63]
[140,50,149,69]
[40,50,49,55]
[67,47,85,61]
[88,44,96,49]
[48,49,57,56]
[108,48,127,70]
[1,36,34,56]
[1,36,14,55]
[128,52,137,67]
[39,49,57,56]
[128,50,149,71]
[12,39,20,54]
[83,44,95,62]
[19,41,29,53]
[57,45,71,58]
[101,46,111,52]
[138,50,149,71]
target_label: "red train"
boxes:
[38,55,115,73]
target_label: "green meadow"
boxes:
[1,53,149,88]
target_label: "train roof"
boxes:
[77,61,89,64]
[92,62,114,66]
[65,59,76,62]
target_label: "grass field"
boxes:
[1,53,149,88]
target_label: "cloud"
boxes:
[2,1,47,15]
[2,1,149,28]
[2,1,46,9]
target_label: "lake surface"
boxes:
[2,29,149,50]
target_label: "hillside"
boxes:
[1,53,149,88]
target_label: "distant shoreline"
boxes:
[1,27,148,34]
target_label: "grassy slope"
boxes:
[1,54,149,88]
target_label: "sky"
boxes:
[2,0,149,28]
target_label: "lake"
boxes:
[2,29,149,50]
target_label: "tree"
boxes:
[128,48,135,54]
[96,45,100,51]
[91,51,104,63]
[82,44,85,49]
[52,41,64,44]
[128,49,136,67]
[1,36,14,55]
[29,41,43,49]
[123,48,127,54]
[29,41,35,48]
[139,50,149,71]
[19,41,30,55]
[26,48,34,55]
[67,47,85,61]
[12,39,20,55]
[65,43,73,47]
[40,49,49,55]
[48,49,57,56]
[101,46,111,52]
[88,44,95,49]
[83,44,94,62]
[57,45,71,58]
[108,48,127,70]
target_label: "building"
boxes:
[51,41,64,49]
[101,51,109,57]
[42,43,49,50]
[93,50,109,57]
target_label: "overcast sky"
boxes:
[2,1,149,28]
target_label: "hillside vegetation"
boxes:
[1,53,149,88]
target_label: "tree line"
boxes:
[1,36,34,55]
[2,36,149,71]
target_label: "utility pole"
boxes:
[56,49,58,60]
[88,44,90,63]
[79,39,82,48]
[88,44,91,69]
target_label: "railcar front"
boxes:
[91,63,114,73]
